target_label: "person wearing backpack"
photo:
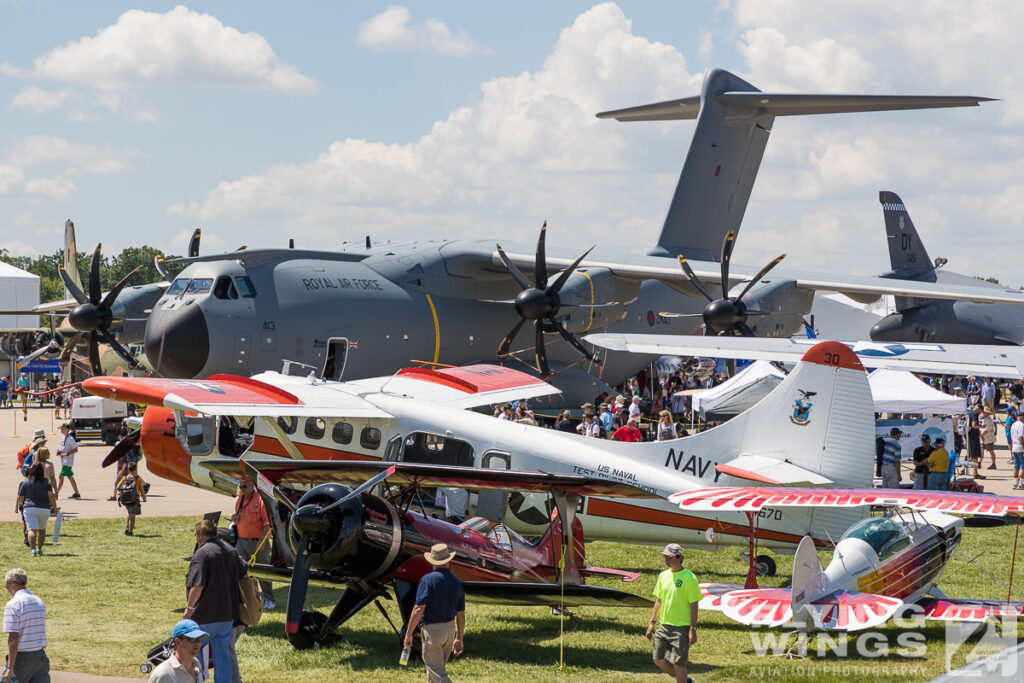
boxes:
[115,462,146,536]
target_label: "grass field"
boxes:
[2,515,1023,681]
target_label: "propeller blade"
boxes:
[319,464,396,514]
[546,246,594,296]
[657,311,704,318]
[100,266,142,310]
[734,254,787,305]
[286,534,311,635]
[88,244,103,305]
[535,323,550,379]
[88,331,102,376]
[496,244,533,290]
[97,329,139,368]
[677,257,715,302]
[497,318,526,357]
[47,314,55,338]
[59,332,84,364]
[58,266,88,305]
[101,429,140,468]
[548,316,601,365]
[559,301,621,309]
[535,221,548,290]
[154,255,170,282]
[719,230,736,296]
[239,460,296,513]
[188,228,201,258]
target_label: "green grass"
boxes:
[2,516,1024,681]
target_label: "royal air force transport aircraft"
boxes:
[85,340,874,565]
[139,70,1017,409]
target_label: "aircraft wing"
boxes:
[82,375,391,418]
[343,364,560,408]
[460,582,652,608]
[201,459,659,499]
[915,597,1024,622]
[670,487,1024,517]
[584,333,1024,379]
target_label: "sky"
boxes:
[1,1,1022,286]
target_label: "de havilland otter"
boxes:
[137,69,1020,409]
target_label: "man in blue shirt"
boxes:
[403,544,465,682]
[881,428,902,488]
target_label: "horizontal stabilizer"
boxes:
[715,454,833,486]
[698,582,744,611]
[579,566,641,583]
[462,581,652,608]
[718,586,902,630]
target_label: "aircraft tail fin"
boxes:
[790,536,829,615]
[531,507,585,573]
[63,219,83,299]
[879,191,937,311]
[598,69,990,261]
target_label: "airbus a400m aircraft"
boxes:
[141,69,1014,407]
[88,340,875,564]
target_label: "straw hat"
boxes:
[31,429,46,446]
[424,543,455,566]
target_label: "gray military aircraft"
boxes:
[141,69,1014,407]
[870,191,1024,345]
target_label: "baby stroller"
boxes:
[948,452,983,493]
[139,637,173,674]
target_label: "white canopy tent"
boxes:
[868,368,967,414]
[691,360,787,413]
[0,261,39,329]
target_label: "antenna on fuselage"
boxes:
[365,235,371,249]
[288,239,294,249]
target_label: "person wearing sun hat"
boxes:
[148,619,207,682]
[402,543,465,682]
[647,543,700,683]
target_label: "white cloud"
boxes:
[10,86,71,112]
[357,6,487,57]
[181,2,697,244]
[697,30,713,60]
[0,136,140,201]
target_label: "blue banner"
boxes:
[18,359,61,374]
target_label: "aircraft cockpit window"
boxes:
[840,517,910,561]
[277,415,297,434]
[213,276,238,300]
[458,517,530,551]
[304,417,326,440]
[332,422,353,444]
[185,278,214,294]
[360,427,381,450]
[235,276,257,298]
[167,278,189,295]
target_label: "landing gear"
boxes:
[756,555,777,577]
[288,610,329,650]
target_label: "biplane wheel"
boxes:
[139,662,153,674]
[288,610,329,650]
[755,555,776,577]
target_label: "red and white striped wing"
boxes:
[719,588,793,627]
[669,487,1024,518]
[698,582,743,611]
[810,591,903,631]
[916,597,1024,622]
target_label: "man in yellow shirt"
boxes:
[927,436,951,491]
[646,543,700,683]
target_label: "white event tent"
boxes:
[0,261,40,329]
[692,360,787,413]
[867,368,967,415]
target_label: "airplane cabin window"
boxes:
[185,278,214,294]
[305,417,326,440]
[167,278,190,295]
[213,276,238,300]
[235,276,257,298]
[332,421,353,444]
[360,427,381,450]
[277,415,297,434]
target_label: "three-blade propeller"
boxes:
[495,222,601,378]
[671,231,786,337]
[58,243,142,376]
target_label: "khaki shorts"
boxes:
[652,624,690,666]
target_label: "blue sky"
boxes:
[1,2,1022,285]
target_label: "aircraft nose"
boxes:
[869,314,904,342]
[145,302,209,377]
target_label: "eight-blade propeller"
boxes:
[670,231,786,337]
[495,222,601,378]
[58,243,141,376]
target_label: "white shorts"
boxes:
[22,506,50,531]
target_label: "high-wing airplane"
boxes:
[583,332,1024,379]
[86,340,876,569]
[204,459,652,649]
[671,487,1024,632]
[870,191,1024,345]
[138,69,1013,409]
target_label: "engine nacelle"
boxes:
[554,267,636,334]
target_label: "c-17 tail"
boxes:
[598,69,991,264]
